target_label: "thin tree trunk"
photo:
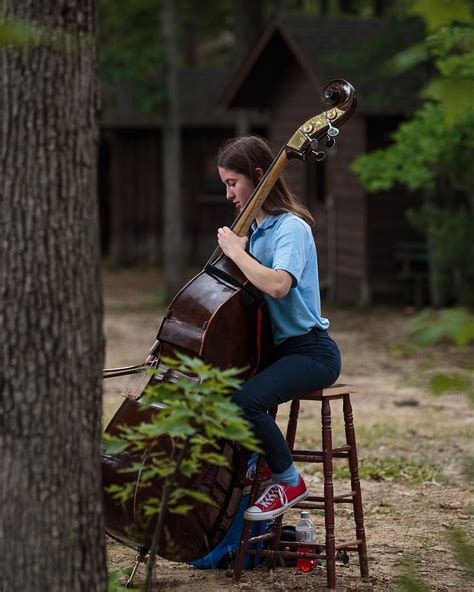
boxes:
[0,2,106,590]
[162,0,185,298]
[234,0,264,65]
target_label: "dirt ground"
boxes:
[103,269,473,591]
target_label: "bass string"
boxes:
[125,358,159,400]
[122,364,147,400]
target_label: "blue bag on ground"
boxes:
[191,492,268,570]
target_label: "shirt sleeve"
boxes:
[272,217,308,287]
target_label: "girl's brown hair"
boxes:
[217,136,315,227]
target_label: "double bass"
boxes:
[102,79,356,562]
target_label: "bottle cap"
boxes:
[300,511,310,518]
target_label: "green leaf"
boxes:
[387,41,430,75]
[423,77,474,125]
[180,489,216,505]
[103,435,129,455]
[410,0,474,32]
[199,452,229,466]
[429,373,471,395]
[169,504,194,515]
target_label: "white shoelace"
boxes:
[246,464,256,480]
[256,483,288,509]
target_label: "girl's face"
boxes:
[218,167,255,212]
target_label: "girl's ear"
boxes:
[255,167,264,181]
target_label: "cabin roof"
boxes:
[101,68,265,129]
[220,14,426,114]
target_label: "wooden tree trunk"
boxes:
[0,2,107,590]
[234,0,264,64]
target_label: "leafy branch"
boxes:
[104,353,260,590]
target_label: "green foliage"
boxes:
[352,102,446,192]
[409,0,473,33]
[352,0,474,307]
[408,204,474,306]
[406,308,474,346]
[100,0,166,112]
[99,0,235,112]
[104,353,260,515]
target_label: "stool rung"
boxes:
[295,502,325,510]
[292,446,350,454]
[245,548,328,561]
[335,539,363,551]
[292,445,350,458]
[246,531,276,545]
[292,453,323,462]
[274,540,323,550]
[304,492,355,503]
[335,491,356,502]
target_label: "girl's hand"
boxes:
[217,226,248,261]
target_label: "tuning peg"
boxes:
[310,138,319,151]
[324,111,340,137]
[312,150,326,162]
[326,136,336,149]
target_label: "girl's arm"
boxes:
[217,226,292,299]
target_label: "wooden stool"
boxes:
[233,384,368,589]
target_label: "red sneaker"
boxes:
[244,476,308,521]
[243,462,273,495]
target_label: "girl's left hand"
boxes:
[217,226,248,260]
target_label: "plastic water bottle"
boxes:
[295,511,317,572]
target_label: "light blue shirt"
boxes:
[250,212,329,346]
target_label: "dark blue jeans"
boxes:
[232,328,341,474]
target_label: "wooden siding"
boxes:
[101,127,240,266]
[106,130,162,264]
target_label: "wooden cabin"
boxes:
[100,70,265,266]
[100,14,427,305]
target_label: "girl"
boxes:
[216,136,341,521]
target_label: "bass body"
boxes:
[102,256,263,561]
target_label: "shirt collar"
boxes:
[251,213,281,232]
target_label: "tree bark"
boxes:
[162,0,185,299]
[0,2,107,591]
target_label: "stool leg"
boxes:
[343,394,369,579]
[322,397,336,589]
[233,455,266,581]
[233,520,252,581]
[268,515,283,571]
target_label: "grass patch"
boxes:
[333,456,444,483]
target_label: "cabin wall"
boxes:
[327,114,368,304]
[105,129,162,264]
[101,127,247,266]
